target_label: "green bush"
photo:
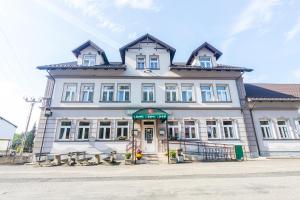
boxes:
[125,153,131,159]
[165,150,176,158]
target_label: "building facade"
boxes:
[0,116,17,154]
[33,34,300,158]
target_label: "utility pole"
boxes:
[21,97,41,154]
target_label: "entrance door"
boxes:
[142,121,156,153]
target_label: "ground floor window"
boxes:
[277,120,289,139]
[206,120,218,139]
[77,121,90,140]
[168,121,180,140]
[99,121,111,140]
[260,120,273,139]
[116,121,129,139]
[223,120,235,139]
[184,121,196,139]
[58,121,71,140]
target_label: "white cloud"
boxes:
[231,0,281,36]
[114,0,160,11]
[286,17,300,41]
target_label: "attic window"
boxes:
[199,56,212,68]
[83,54,96,66]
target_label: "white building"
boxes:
[0,116,17,154]
[33,33,300,159]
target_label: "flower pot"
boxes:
[170,158,177,164]
[125,159,132,165]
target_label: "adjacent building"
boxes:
[0,116,17,154]
[33,33,300,158]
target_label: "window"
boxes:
[83,54,96,66]
[260,121,273,139]
[201,85,213,102]
[223,121,235,139]
[184,121,196,139]
[117,84,130,102]
[166,84,177,102]
[168,121,180,140]
[206,120,218,139]
[297,120,300,138]
[199,56,212,68]
[77,121,90,140]
[142,84,155,102]
[101,84,114,102]
[98,121,111,140]
[62,83,77,102]
[149,55,159,69]
[277,120,289,139]
[58,121,71,140]
[181,84,193,102]
[216,85,231,102]
[80,84,94,102]
[116,121,129,139]
[136,56,146,69]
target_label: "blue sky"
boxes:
[0,0,300,132]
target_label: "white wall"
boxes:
[77,46,104,66]
[0,118,16,140]
[191,48,217,67]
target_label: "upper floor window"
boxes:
[206,120,218,139]
[136,56,146,69]
[277,120,289,139]
[101,84,114,102]
[184,121,196,139]
[149,55,159,69]
[117,84,130,102]
[116,121,129,139]
[216,85,231,102]
[260,121,273,139]
[166,84,177,102]
[83,54,96,66]
[98,121,111,140]
[77,121,90,140]
[223,121,236,139]
[142,84,155,102]
[201,85,213,102]
[181,84,194,102]
[80,84,94,102]
[199,56,212,68]
[58,121,71,140]
[62,83,77,102]
[168,121,180,140]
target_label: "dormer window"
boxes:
[149,55,159,69]
[136,56,146,69]
[83,54,96,66]
[199,56,212,68]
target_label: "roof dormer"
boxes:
[72,40,109,66]
[186,42,222,67]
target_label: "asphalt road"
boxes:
[0,159,300,200]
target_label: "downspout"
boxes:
[38,70,55,163]
[249,100,261,157]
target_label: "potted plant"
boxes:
[124,153,132,165]
[169,150,177,164]
[118,136,127,141]
[136,149,143,160]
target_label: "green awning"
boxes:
[132,108,168,120]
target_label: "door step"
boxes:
[142,153,160,164]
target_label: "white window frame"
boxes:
[142,84,155,102]
[101,84,114,102]
[184,121,197,139]
[277,120,290,139]
[149,55,159,69]
[98,121,111,140]
[296,120,300,139]
[58,121,71,140]
[117,84,130,102]
[216,84,231,102]
[83,54,96,66]
[199,56,212,68]
[62,83,77,102]
[80,83,94,102]
[222,120,236,139]
[136,55,146,69]
[165,84,178,102]
[206,120,219,139]
[116,121,129,139]
[181,84,194,102]
[259,120,273,139]
[77,121,90,140]
[201,84,214,102]
[168,121,180,140]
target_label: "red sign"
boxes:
[148,109,154,114]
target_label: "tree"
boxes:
[24,123,36,153]
[11,133,22,151]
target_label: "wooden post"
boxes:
[132,121,135,164]
[166,118,169,164]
